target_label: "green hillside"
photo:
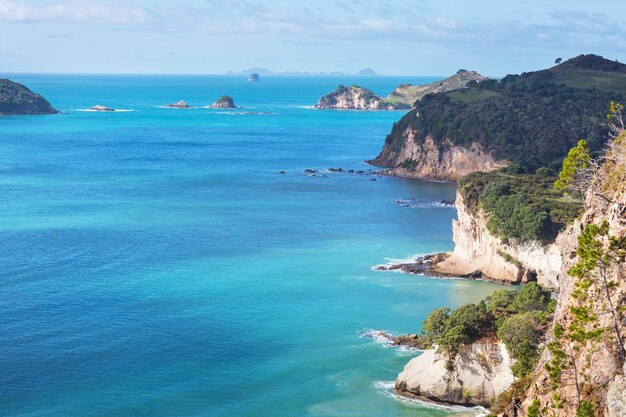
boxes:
[386,54,626,171]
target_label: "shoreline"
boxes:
[373,253,519,286]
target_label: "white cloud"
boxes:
[0,0,152,24]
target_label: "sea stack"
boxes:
[247,73,260,82]
[0,78,58,115]
[210,95,237,108]
[165,100,193,109]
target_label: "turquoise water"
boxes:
[0,75,503,417]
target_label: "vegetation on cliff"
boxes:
[418,283,552,377]
[458,166,583,243]
[381,55,626,172]
[0,78,58,115]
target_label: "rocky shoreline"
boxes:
[373,253,517,283]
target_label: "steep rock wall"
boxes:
[370,133,507,181]
[395,339,514,407]
[507,142,626,416]
[433,192,562,289]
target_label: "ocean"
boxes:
[0,74,503,417]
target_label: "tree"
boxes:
[421,308,450,341]
[569,220,626,357]
[498,312,543,376]
[555,139,591,198]
[555,58,563,64]
[511,282,551,313]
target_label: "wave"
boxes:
[395,198,455,209]
[76,108,135,112]
[370,254,425,273]
[373,381,490,416]
[359,329,422,356]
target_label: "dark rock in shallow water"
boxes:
[0,78,58,115]
[91,105,115,112]
[328,167,343,172]
[247,73,260,82]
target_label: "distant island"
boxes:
[0,78,58,115]
[226,67,379,77]
[314,70,486,110]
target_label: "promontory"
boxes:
[314,70,486,110]
[0,78,58,115]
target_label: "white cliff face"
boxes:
[434,192,562,289]
[395,340,515,407]
[372,134,507,181]
[314,86,388,110]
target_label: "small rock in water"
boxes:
[166,100,192,109]
[328,167,343,172]
[278,171,286,174]
[91,105,115,112]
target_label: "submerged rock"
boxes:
[210,95,237,109]
[0,78,58,115]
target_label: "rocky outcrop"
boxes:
[315,85,397,110]
[371,135,507,181]
[433,192,562,289]
[395,338,515,407]
[166,100,193,109]
[385,70,487,108]
[210,95,237,108]
[0,78,58,115]
[247,73,260,82]
[91,105,115,112]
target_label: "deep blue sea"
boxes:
[0,75,503,417]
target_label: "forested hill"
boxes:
[382,54,626,171]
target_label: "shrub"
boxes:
[511,282,551,312]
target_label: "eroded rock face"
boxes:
[607,365,626,417]
[395,339,515,407]
[0,78,58,115]
[370,134,507,181]
[433,192,562,289]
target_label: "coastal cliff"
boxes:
[433,192,562,289]
[370,55,626,180]
[396,338,515,407]
[371,134,507,181]
[0,78,58,115]
[314,85,396,110]
[507,139,626,416]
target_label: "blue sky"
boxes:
[1,0,625,75]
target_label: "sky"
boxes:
[1,0,625,76]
